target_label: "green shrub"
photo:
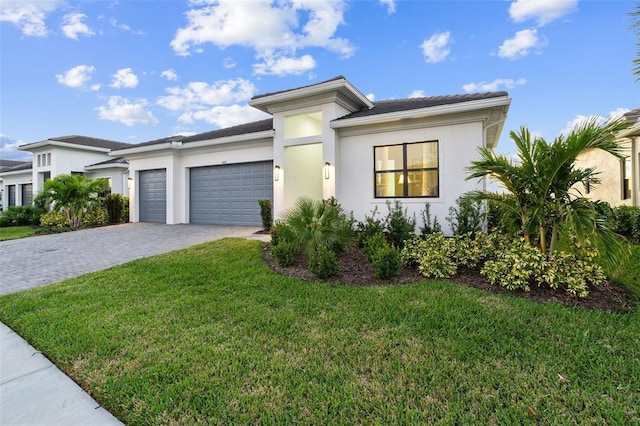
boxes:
[271,239,296,267]
[40,211,67,228]
[258,199,273,230]
[542,251,606,297]
[481,240,545,292]
[400,234,425,267]
[83,203,109,227]
[104,193,126,224]
[384,200,416,249]
[362,231,388,263]
[308,245,340,279]
[0,206,43,227]
[612,206,640,240]
[356,206,385,248]
[446,195,486,237]
[281,197,353,255]
[419,201,441,235]
[370,243,402,279]
[121,196,130,223]
[453,232,510,269]
[403,233,457,279]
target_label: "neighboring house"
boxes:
[0,135,131,211]
[113,76,511,234]
[0,160,33,210]
[577,109,640,207]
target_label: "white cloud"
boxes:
[509,0,578,26]
[170,0,354,69]
[110,68,139,89]
[0,134,30,161]
[0,0,62,37]
[420,31,451,63]
[253,54,316,76]
[409,90,425,98]
[161,69,178,81]
[61,12,94,40]
[157,78,257,112]
[56,65,96,89]
[178,104,270,128]
[463,78,526,93]
[97,96,158,126]
[379,0,396,14]
[559,108,630,137]
[109,17,144,35]
[498,28,546,59]
[223,57,237,69]
[366,93,375,101]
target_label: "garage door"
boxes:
[139,169,166,223]
[190,161,273,226]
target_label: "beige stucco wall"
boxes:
[576,142,632,207]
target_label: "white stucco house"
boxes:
[113,76,511,234]
[0,136,131,211]
[577,108,640,207]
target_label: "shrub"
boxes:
[419,201,441,235]
[453,232,510,269]
[402,233,457,279]
[384,200,416,249]
[356,206,385,248]
[258,199,273,230]
[362,231,388,263]
[446,195,486,237]
[542,251,605,298]
[121,197,130,223]
[104,193,126,224]
[281,197,353,255]
[271,239,297,267]
[308,245,340,279]
[370,243,402,279]
[612,206,640,240]
[0,206,43,227]
[481,240,545,292]
[40,211,67,228]
[83,203,109,227]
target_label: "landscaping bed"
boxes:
[264,241,637,314]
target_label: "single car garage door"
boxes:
[139,169,166,223]
[190,161,273,226]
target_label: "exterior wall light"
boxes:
[127,178,133,189]
[274,165,281,181]
[324,162,331,179]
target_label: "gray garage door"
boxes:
[139,169,166,223]
[190,161,273,226]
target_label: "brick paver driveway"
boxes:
[0,223,264,295]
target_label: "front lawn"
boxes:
[0,226,35,241]
[0,239,638,424]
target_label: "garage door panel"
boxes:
[190,161,273,226]
[139,169,166,223]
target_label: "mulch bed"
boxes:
[262,241,636,314]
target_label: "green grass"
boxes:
[0,226,35,241]
[0,238,638,425]
[612,243,640,298]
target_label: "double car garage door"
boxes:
[138,161,273,226]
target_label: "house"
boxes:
[577,109,640,207]
[113,76,511,234]
[0,135,131,211]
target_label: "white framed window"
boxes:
[374,141,439,198]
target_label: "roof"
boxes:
[0,159,29,171]
[85,157,129,168]
[623,108,640,123]
[20,135,130,151]
[0,161,32,174]
[335,92,510,121]
[112,119,274,150]
[252,75,347,100]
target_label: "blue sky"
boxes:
[1,0,638,162]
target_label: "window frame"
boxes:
[373,140,439,199]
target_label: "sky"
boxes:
[1,0,639,162]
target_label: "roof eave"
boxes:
[84,163,129,171]
[19,140,112,153]
[0,168,33,177]
[618,122,640,138]
[331,96,511,129]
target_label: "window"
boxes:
[8,185,16,207]
[374,141,439,198]
[622,157,632,200]
[21,184,32,206]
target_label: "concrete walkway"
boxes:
[0,223,268,425]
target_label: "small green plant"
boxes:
[481,239,547,292]
[0,206,43,227]
[271,239,297,267]
[370,243,402,279]
[104,193,126,224]
[403,232,457,279]
[446,195,486,237]
[39,211,67,228]
[362,231,388,263]
[384,200,416,249]
[121,196,130,223]
[258,199,273,230]
[83,203,109,227]
[419,201,442,235]
[612,206,640,240]
[308,245,340,279]
[356,206,385,248]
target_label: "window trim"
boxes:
[373,140,439,199]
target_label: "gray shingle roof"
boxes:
[335,91,509,121]
[624,108,640,123]
[86,157,129,167]
[0,160,32,173]
[21,135,130,150]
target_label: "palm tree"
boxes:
[36,174,109,228]
[466,117,630,271]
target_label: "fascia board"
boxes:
[0,169,33,178]
[19,141,112,153]
[618,122,640,138]
[84,163,129,171]
[330,97,511,129]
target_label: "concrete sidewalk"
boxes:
[0,224,270,425]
